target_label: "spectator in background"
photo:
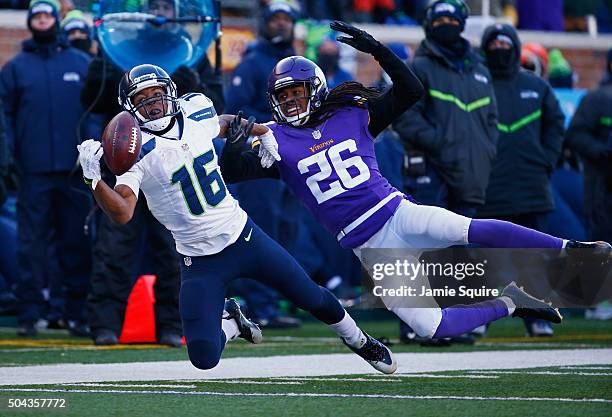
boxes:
[544,49,587,241]
[0,98,17,315]
[566,49,612,321]
[0,0,93,337]
[547,49,575,89]
[60,9,93,55]
[565,49,612,243]
[521,42,549,78]
[481,24,564,337]
[225,1,302,328]
[393,0,497,345]
[353,0,396,23]
[225,2,297,122]
[394,0,497,218]
[316,38,352,89]
[516,0,564,32]
[0,99,7,210]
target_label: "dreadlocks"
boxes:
[302,81,382,128]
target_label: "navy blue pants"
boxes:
[16,173,92,324]
[179,218,345,370]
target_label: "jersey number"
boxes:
[297,139,370,204]
[171,149,227,215]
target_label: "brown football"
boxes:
[101,111,142,175]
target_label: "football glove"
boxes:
[330,21,382,55]
[227,111,255,144]
[77,139,103,190]
[258,130,281,169]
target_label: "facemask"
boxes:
[70,38,92,53]
[486,48,515,71]
[317,53,339,74]
[31,25,58,44]
[429,24,462,46]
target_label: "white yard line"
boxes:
[275,375,499,381]
[0,388,609,404]
[470,370,612,376]
[0,349,611,386]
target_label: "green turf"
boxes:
[1,366,610,417]
[0,317,610,366]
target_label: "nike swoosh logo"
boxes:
[244,228,253,242]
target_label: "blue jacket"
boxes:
[224,39,295,123]
[0,38,91,174]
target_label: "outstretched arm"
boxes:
[219,112,280,183]
[92,181,137,225]
[78,139,137,224]
[330,21,424,137]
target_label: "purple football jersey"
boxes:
[269,106,403,248]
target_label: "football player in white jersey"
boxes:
[77,64,397,373]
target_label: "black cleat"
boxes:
[502,281,563,324]
[158,332,183,348]
[16,322,37,337]
[566,240,612,254]
[224,298,263,344]
[343,331,397,374]
[94,330,118,346]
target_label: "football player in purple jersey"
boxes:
[221,21,610,341]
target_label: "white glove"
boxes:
[77,139,103,190]
[257,130,281,169]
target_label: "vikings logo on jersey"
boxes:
[268,105,403,248]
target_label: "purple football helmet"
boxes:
[267,56,328,126]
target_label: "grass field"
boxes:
[0,316,611,416]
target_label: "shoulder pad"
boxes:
[179,93,214,109]
[179,93,217,122]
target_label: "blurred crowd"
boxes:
[5,0,611,32]
[0,0,611,347]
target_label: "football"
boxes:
[101,111,142,175]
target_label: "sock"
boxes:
[328,311,366,348]
[433,299,509,338]
[221,318,239,343]
[468,219,563,248]
[498,296,516,315]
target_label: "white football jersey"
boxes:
[116,93,247,256]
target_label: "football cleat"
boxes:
[502,281,563,324]
[224,298,263,344]
[566,240,612,251]
[526,320,554,337]
[343,332,397,374]
[94,330,118,346]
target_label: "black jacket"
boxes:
[565,80,612,238]
[393,38,498,205]
[479,24,564,217]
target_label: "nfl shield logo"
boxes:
[312,130,322,140]
[184,256,192,266]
